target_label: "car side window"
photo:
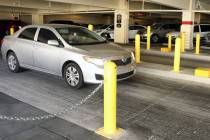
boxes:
[136,26,144,30]
[18,28,37,41]
[200,25,210,32]
[38,28,58,44]
[129,26,135,30]
[162,25,169,30]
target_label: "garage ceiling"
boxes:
[0,0,210,15]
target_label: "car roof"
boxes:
[25,24,83,29]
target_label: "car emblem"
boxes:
[122,57,128,63]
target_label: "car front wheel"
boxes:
[151,34,159,43]
[64,63,84,89]
[7,52,21,73]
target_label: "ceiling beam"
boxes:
[142,0,190,10]
[0,6,36,14]
[45,0,118,9]
[0,0,111,14]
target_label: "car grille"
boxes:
[95,71,134,80]
[112,57,132,66]
[207,34,210,40]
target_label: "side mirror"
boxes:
[47,40,59,46]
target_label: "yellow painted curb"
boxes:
[161,47,171,52]
[194,68,210,78]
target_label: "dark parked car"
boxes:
[141,23,181,43]
[0,20,26,46]
[49,20,84,26]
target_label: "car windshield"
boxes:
[56,27,106,45]
[152,24,162,29]
[98,25,110,30]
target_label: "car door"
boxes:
[129,26,136,39]
[33,28,62,75]
[159,25,170,37]
[15,27,37,66]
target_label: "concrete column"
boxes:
[194,13,201,24]
[181,12,194,50]
[114,0,129,44]
[180,0,196,50]
[32,13,43,24]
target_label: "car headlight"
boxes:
[83,56,104,66]
[131,52,135,62]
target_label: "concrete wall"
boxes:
[0,13,14,20]
[19,15,32,24]
[200,13,210,23]
[44,14,114,25]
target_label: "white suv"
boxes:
[168,24,210,45]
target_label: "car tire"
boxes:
[151,34,159,43]
[64,63,84,89]
[7,52,21,73]
[101,33,111,40]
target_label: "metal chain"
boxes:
[0,82,103,121]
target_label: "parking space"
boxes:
[1,56,210,139]
[0,91,107,140]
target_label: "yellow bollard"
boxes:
[181,32,185,53]
[10,26,14,35]
[135,34,141,64]
[195,33,200,55]
[173,38,181,72]
[168,32,172,51]
[147,26,151,50]
[160,32,172,52]
[95,61,124,139]
[88,24,94,31]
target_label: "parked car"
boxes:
[0,20,26,46]
[94,25,114,36]
[166,24,210,45]
[1,24,136,89]
[49,20,83,26]
[99,25,145,40]
[141,23,181,43]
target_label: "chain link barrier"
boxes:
[0,82,103,121]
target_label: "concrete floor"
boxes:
[0,92,107,140]
[0,58,210,140]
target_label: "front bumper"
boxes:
[82,62,136,84]
[95,70,135,80]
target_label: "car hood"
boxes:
[74,43,131,58]
[170,31,180,37]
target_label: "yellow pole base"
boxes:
[194,68,210,78]
[160,47,171,52]
[95,127,124,139]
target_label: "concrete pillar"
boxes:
[180,0,196,50]
[114,0,129,44]
[181,11,194,50]
[32,13,43,24]
[195,13,201,24]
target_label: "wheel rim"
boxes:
[8,55,17,71]
[152,35,159,42]
[66,66,80,86]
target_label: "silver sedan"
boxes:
[1,24,136,89]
